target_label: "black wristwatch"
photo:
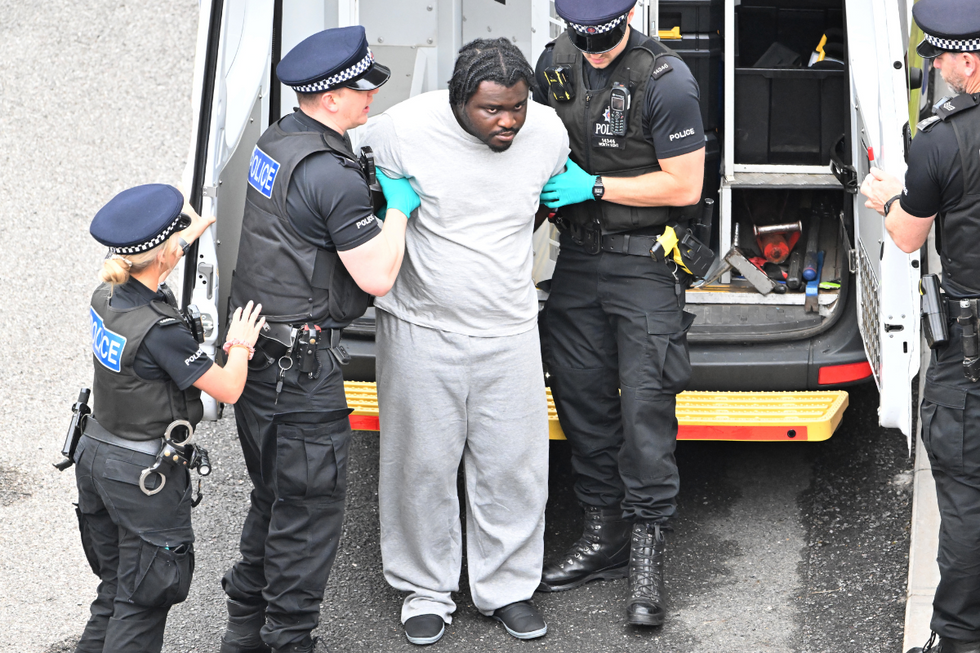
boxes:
[592,176,605,201]
[178,237,192,256]
[883,194,903,217]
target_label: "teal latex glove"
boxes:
[377,169,420,219]
[539,159,598,209]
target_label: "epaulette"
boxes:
[651,57,674,80]
[935,93,980,121]
[917,115,942,132]
[543,40,556,52]
[156,317,182,327]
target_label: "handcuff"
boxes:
[139,420,212,501]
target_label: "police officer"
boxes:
[75,183,264,653]
[860,2,980,652]
[533,0,705,627]
[219,26,418,653]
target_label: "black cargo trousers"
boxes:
[544,231,694,523]
[921,318,980,642]
[73,434,195,653]
[222,354,352,652]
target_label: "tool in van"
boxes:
[697,246,786,295]
[804,252,824,313]
[802,216,821,281]
[753,220,801,264]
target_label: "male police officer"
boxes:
[220,27,418,653]
[860,2,980,652]
[533,0,704,627]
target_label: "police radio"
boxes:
[359,146,386,216]
[609,82,629,137]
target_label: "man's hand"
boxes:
[540,159,598,209]
[860,167,904,216]
[377,169,420,219]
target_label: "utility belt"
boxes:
[82,416,163,457]
[556,200,714,279]
[921,273,980,382]
[253,321,351,403]
[81,416,211,502]
[599,224,714,279]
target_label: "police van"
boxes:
[172,0,926,445]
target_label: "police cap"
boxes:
[90,184,189,255]
[555,0,637,54]
[277,26,391,93]
[913,0,980,59]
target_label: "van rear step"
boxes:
[344,382,849,443]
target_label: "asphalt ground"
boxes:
[0,2,915,652]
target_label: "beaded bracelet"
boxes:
[223,339,255,360]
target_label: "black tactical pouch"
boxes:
[921,274,949,349]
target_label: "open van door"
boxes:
[178,0,276,419]
[845,0,919,442]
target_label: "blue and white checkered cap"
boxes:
[924,33,980,52]
[568,13,629,35]
[913,0,980,58]
[291,49,376,93]
[90,184,186,255]
[277,26,389,93]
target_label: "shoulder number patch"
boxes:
[248,146,281,199]
[651,58,674,80]
[91,308,127,373]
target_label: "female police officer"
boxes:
[73,183,264,653]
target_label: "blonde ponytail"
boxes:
[98,234,180,285]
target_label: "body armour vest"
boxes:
[932,95,980,297]
[547,31,683,234]
[90,283,204,442]
[230,116,370,326]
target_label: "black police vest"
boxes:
[930,94,980,297]
[230,116,370,327]
[90,283,204,442]
[547,32,682,234]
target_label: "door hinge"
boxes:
[202,185,218,199]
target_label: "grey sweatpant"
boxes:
[376,310,550,624]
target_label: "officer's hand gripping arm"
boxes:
[539,159,598,209]
[376,169,420,220]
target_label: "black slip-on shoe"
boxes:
[404,614,446,646]
[492,601,548,640]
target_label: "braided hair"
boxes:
[448,38,535,106]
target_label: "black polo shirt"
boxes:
[533,31,705,160]
[901,119,964,219]
[108,279,212,389]
[280,109,382,252]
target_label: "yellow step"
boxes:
[345,381,849,442]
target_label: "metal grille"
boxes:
[858,242,882,385]
[549,1,563,39]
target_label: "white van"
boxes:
[172,0,924,444]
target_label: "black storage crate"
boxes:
[732,2,847,165]
[665,33,722,131]
[659,0,723,34]
[734,68,845,165]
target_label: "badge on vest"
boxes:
[91,308,127,373]
[593,108,627,149]
[248,146,281,199]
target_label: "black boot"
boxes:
[219,599,271,653]
[907,633,980,653]
[538,506,630,592]
[626,522,666,627]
